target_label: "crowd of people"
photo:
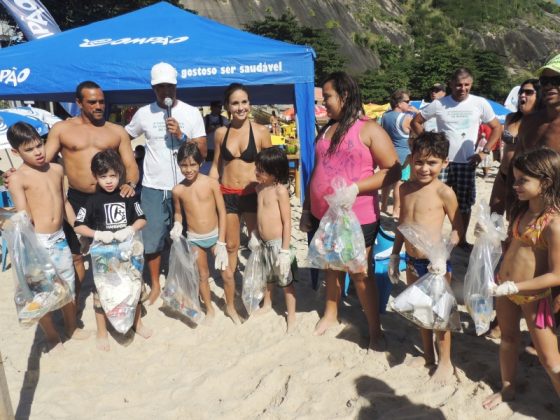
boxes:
[3,53,560,411]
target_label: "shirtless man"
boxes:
[25,81,138,304]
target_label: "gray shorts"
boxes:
[140,186,174,254]
[261,238,293,288]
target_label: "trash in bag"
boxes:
[391,224,461,332]
[90,232,144,334]
[162,236,204,324]
[3,213,72,327]
[464,200,506,335]
[242,240,266,315]
[308,177,367,273]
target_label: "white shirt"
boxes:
[420,94,496,163]
[126,100,205,190]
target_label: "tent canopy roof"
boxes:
[0,1,315,105]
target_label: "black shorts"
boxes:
[62,188,94,255]
[223,192,258,215]
[310,215,379,248]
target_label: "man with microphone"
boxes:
[126,62,206,305]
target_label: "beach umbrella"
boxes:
[0,111,49,167]
[3,106,61,129]
[485,99,510,125]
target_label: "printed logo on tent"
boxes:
[80,36,189,48]
[104,203,127,226]
[0,67,31,86]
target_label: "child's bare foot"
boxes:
[96,335,110,352]
[429,362,455,385]
[134,323,153,339]
[368,333,387,353]
[313,316,338,336]
[66,328,91,340]
[252,304,272,317]
[482,385,515,410]
[225,306,241,325]
[286,313,297,333]
[147,284,161,305]
[202,309,215,325]
[406,355,436,369]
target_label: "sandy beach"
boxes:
[1,160,559,419]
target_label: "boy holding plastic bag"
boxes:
[74,150,150,351]
[389,132,463,384]
[169,142,228,324]
[6,122,87,351]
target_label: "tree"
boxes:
[244,11,345,85]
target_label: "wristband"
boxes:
[481,147,490,155]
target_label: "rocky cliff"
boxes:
[181,0,560,74]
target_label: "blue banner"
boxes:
[0,0,60,40]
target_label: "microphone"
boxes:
[164,97,173,119]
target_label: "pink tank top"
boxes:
[310,118,379,224]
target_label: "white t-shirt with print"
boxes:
[126,100,205,190]
[420,94,496,163]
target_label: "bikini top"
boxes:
[220,123,258,163]
[513,210,557,250]
[502,129,518,145]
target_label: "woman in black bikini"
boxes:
[209,83,272,323]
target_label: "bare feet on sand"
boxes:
[96,335,110,352]
[368,334,387,353]
[429,362,456,385]
[202,309,215,326]
[147,284,161,306]
[286,313,297,334]
[406,355,435,369]
[482,385,515,410]
[225,306,241,325]
[252,304,272,317]
[66,328,91,340]
[134,323,153,339]
[313,316,338,336]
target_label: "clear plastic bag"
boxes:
[464,200,506,335]
[308,177,367,273]
[90,232,144,333]
[242,241,266,315]
[162,236,204,324]
[3,213,72,327]
[391,224,461,332]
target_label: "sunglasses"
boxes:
[518,88,536,96]
[539,76,560,87]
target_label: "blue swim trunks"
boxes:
[186,227,219,250]
[405,253,452,278]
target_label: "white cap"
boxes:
[151,62,177,85]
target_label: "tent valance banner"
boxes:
[0,1,316,200]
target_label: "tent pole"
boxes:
[0,351,15,420]
[4,151,14,169]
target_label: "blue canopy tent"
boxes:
[0,1,316,200]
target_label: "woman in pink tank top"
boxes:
[301,72,401,348]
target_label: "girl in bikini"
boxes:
[209,83,272,324]
[483,147,560,409]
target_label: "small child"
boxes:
[475,131,492,178]
[251,147,296,332]
[483,148,560,409]
[170,142,229,324]
[389,131,462,384]
[7,122,88,351]
[74,149,150,351]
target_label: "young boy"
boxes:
[7,122,88,351]
[252,147,296,333]
[389,131,462,384]
[170,142,229,324]
[74,149,150,351]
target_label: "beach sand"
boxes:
[1,160,559,419]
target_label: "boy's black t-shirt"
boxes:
[74,189,146,232]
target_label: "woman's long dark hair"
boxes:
[317,72,365,156]
[509,79,542,124]
[510,148,560,223]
